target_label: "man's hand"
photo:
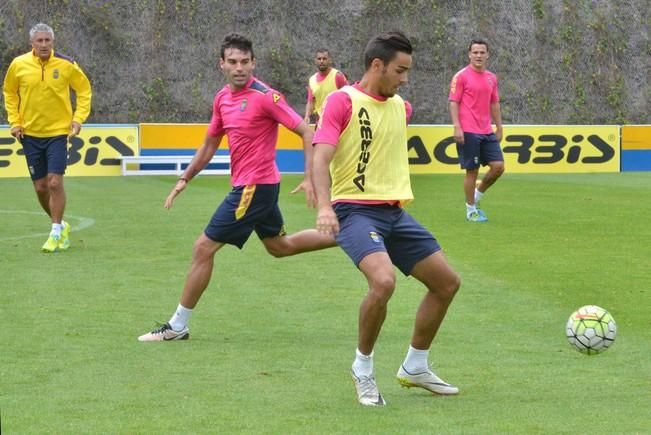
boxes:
[453,125,464,144]
[68,121,82,141]
[164,179,188,209]
[290,177,316,208]
[10,126,24,140]
[495,125,503,142]
[316,205,339,236]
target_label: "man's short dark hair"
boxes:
[316,48,330,56]
[468,38,489,52]
[363,31,412,70]
[221,33,254,59]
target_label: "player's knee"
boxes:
[192,237,218,260]
[34,182,49,196]
[491,162,505,177]
[263,239,291,258]
[47,175,63,191]
[266,246,288,258]
[450,272,461,296]
[369,274,396,303]
[438,272,461,301]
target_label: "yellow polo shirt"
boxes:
[3,49,92,137]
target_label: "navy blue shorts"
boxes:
[333,202,441,276]
[456,132,503,170]
[204,184,286,249]
[20,135,68,180]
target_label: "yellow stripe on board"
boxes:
[277,125,304,149]
[621,125,651,150]
[140,123,226,149]
[140,123,304,150]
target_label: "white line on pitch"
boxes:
[0,210,96,241]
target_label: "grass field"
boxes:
[1,173,650,434]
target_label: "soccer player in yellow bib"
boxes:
[313,31,461,406]
[303,48,347,124]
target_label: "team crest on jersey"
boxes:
[53,69,59,79]
[272,93,281,103]
[369,231,382,244]
[240,99,248,112]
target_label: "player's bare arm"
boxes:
[164,134,222,209]
[491,101,503,141]
[289,121,317,207]
[449,101,464,144]
[312,143,339,236]
[304,93,314,123]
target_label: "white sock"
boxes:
[466,203,477,217]
[474,188,484,204]
[352,348,374,377]
[51,223,63,236]
[169,304,193,331]
[402,345,429,373]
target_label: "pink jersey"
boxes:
[448,66,499,134]
[207,77,302,186]
[313,83,412,146]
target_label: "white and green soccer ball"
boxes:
[566,305,617,355]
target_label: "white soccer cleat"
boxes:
[351,370,386,406]
[396,364,459,395]
[138,322,189,342]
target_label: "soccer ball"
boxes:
[566,305,617,355]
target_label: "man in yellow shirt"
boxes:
[303,48,347,123]
[3,23,92,252]
[313,31,460,406]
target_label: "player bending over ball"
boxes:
[313,31,461,406]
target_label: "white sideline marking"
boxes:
[0,210,96,242]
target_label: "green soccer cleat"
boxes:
[59,220,71,251]
[41,232,61,253]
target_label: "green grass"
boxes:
[1,173,650,434]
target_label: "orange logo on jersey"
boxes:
[272,93,281,103]
[450,76,457,94]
